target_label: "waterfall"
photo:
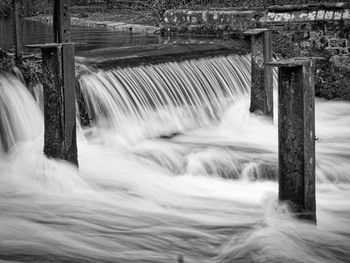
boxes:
[78,55,251,142]
[0,54,350,263]
[0,74,43,152]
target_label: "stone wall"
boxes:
[162,3,350,39]
[162,2,350,100]
[162,9,258,36]
[261,4,350,57]
[260,3,350,99]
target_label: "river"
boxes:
[0,18,349,263]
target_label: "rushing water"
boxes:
[0,54,350,263]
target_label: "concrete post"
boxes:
[38,43,78,165]
[244,28,273,117]
[12,0,22,66]
[268,58,316,222]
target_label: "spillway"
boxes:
[0,54,349,263]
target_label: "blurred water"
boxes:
[78,55,251,142]
[0,54,350,262]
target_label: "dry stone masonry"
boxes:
[261,4,350,57]
[162,2,350,74]
[162,9,258,36]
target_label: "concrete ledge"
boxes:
[75,41,249,69]
[268,2,350,12]
[162,3,350,36]
[261,3,350,24]
[268,57,312,67]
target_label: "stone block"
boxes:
[191,16,198,24]
[282,12,292,22]
[328,38,347,48]
[202,11,209,23]
[274,13,284,22]
[316,10,325,20]
[331,55,350,67]
[299,11,309,21]
[343,9,350,20]
[327,48,341,56]
[333,11,342,20]
[324,11,334,20]
[307,11,317,21]
[267,12,276,22]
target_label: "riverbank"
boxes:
[0,49,42,88]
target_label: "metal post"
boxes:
[12,0,22,66]
[268,58,316,222]
[26,0,78,165]
[53,0,71,43]
[36,43,78,165]
[39,0,78,165]
[244,28,273,117]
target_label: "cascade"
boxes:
[0,54,349,263]
[78,55,251,142]
[0,74,43,152]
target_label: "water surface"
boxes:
[0,54,349,262]
[0,18,160,52]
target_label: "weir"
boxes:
[75,40,249,69]
[1,69,350,261]
[0,2,329,242]
[1,35,350,262]
[1,2,350,262]
[77,54,250,140]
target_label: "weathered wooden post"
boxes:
[268,58,316,222]
[244,28,273,117]
[27,0,78,166]
[12,0,22,66]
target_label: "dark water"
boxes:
[0,18,243,59]
[0,18,161,52]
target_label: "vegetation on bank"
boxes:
[273,34,350,100]
[0,50,42,88]
[0,1,344,27]
[315,61,350,100]
[0,0,51,18]
[0,0,344,16]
